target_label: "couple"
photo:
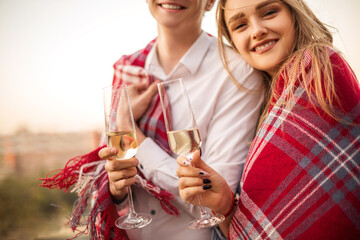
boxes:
[41,0,360,239]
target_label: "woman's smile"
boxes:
[251,39,278,53]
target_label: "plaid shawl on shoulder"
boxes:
[229,49,360,239]
[40,39,179,240]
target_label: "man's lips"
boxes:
[159,3,185,10]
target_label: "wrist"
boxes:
[112,194,127,205]
[212,190,236,217]
[112,194,128,205]
[110,185,128,203]
[135,125,146,145]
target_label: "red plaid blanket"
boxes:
[229,49,360,239]
[39,39,179,240]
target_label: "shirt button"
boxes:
[140,164,144,169]
[150,210,156,215]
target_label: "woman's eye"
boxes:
[263,9,278,17]
[233,23,246,31]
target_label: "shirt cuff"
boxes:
[212,226,228,240]
[112,194,127,205]
[114,194,129,212]
[136,137,177,181]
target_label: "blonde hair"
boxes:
[216,0,344,130]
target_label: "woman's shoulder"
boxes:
[328,49,360,112]
[318,47,359,91]
[295,45,338,68]
[290,45,356,82]
[302,45,360,116]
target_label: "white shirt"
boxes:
[122,32,264,240]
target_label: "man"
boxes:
[101,0,264,239]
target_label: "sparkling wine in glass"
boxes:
[103,85,152,229]
[157,78,225,229]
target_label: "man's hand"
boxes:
[127,81,159,121]
[99,147,139,202]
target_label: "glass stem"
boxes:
[126,186,136,217]
[197,194,211,218]
[190,159,211,218]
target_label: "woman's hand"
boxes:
[99,147,139,202]
[127,81,159,121]
[177,150,235,237]
[176,150,233,214]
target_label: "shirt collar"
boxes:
[179,31,212,75]
[145,31,212,77]
[145,39,160,75]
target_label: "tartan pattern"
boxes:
[112,39,170,153]
[40,39,178,240]
[92,39,178,239]
[229,49,360,240]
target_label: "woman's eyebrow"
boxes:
[228,12,245,25]
[227,0,279,25]
[256,0,280,10]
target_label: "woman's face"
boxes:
[224,0,295,76]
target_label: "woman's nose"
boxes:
[251,20,267,39]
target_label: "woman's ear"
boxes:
[205,0,216,11]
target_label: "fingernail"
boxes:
[110,148,117,154]
[183,160,191,166]
[203,179,211,184]
[199,171,210,177]
[203,185,212,190]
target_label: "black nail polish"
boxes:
[203,185,212,190]
[199,171,210,177]
[203,179,211,184]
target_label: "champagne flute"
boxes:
[103,85,152,229]
[157,78,225,229]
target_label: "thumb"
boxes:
[131,82,148,91]
[191,150,216,174]
[143,81,158,99]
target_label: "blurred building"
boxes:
[0,130,102,179]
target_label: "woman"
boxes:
[177,0,360,239]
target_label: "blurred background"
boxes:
[0,0,359,239]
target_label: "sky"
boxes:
[0,0,359,135]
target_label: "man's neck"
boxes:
[156,27,202,75]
